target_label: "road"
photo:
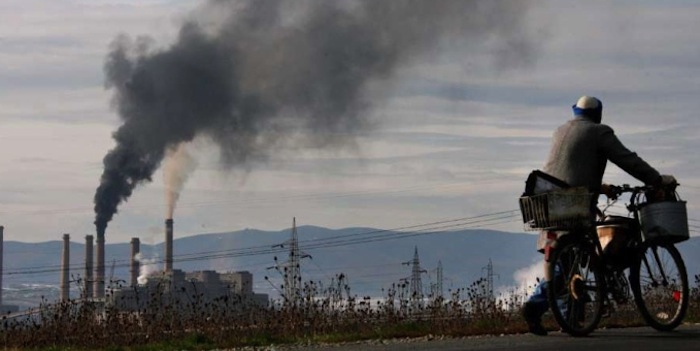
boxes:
[290,324,700,351]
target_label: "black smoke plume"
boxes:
[94,0,535,232]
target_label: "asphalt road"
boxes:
[294,324,700,351]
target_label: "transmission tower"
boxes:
[268,217,311,304]
[481,258,499,299]
[402,246,427,308]
[436,260,444,299]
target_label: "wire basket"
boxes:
[639,201,689,244]
[519,189,593,230]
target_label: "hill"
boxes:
[3,226,700,309]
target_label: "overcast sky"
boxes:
[1,0,699,244]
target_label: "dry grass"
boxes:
[2,273,700,350]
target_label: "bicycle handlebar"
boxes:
[604,184,649,198]
[601,183,680,216]
[603,183,678,199]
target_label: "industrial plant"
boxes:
[50,218,268,312]
[109,268,267,311]
[111,220,266,310]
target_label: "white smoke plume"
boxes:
[134,253,160,285]
[495,260,543,309]
[163,142,198,219]
[513,260,544,295]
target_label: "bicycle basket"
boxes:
[639,201,689,244]
[519,188,592,230]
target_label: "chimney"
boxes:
[130,237,140,286]
[60,234,70,301]
[165,219,173,272]
[84,235,93,298]
[94,231,105,299]
[0,226,4,309]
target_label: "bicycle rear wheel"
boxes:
[630,243,688,331]
[546,239,604,336]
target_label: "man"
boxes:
[522,95,676,336]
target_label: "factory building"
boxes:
[46,218,269,313]
[108,269,268,311]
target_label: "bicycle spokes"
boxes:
[548,242,603,336]
[631,244,688,331]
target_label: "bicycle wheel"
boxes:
[630,243,688,331]
[546,239,604,336]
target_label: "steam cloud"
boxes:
[134,253,159,285]
[494,260,542,307]
[163,143,198,219]
[94,0,536,232]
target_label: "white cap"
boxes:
[575,96,601,109]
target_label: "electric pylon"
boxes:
[403,246,427,308]
[436,260,444,299]
[268,217,311,304]
[481,258,499,299]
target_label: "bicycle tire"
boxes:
[546,238,604,336]
[630,242,688,331]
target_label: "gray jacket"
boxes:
[543,117,660,194]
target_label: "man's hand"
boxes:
[601,183,618,199]
[649,175,679,202]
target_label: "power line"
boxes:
[2,210,520,277]
[9,206,698,278]
[2,210,520,275]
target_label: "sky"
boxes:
[1,0,700,245]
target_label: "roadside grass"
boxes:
[3,274,700,350]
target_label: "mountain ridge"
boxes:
[3,226,700,309]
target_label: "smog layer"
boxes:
[93,0,536,233]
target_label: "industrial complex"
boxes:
[0,219,268,315]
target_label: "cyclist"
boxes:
[522,95,677,335]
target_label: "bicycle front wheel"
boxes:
[546,239,604,336]
[630,243,688,331]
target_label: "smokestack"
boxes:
[60,234,70,301]
[164,143,197,219]
[84,235,93,298]
[130,237,140,286]
[165,219,173,272]
[0,226,3,309]
[94,231,105,299]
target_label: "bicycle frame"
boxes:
[542,183,688,335]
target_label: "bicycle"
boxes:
[520,183,689,336]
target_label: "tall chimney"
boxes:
[94,231,105,298]
[165,219,173,272]
[130,237,140,286]
[84,235,93,298]
[60,234,70,301]
[0,226,4,309]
